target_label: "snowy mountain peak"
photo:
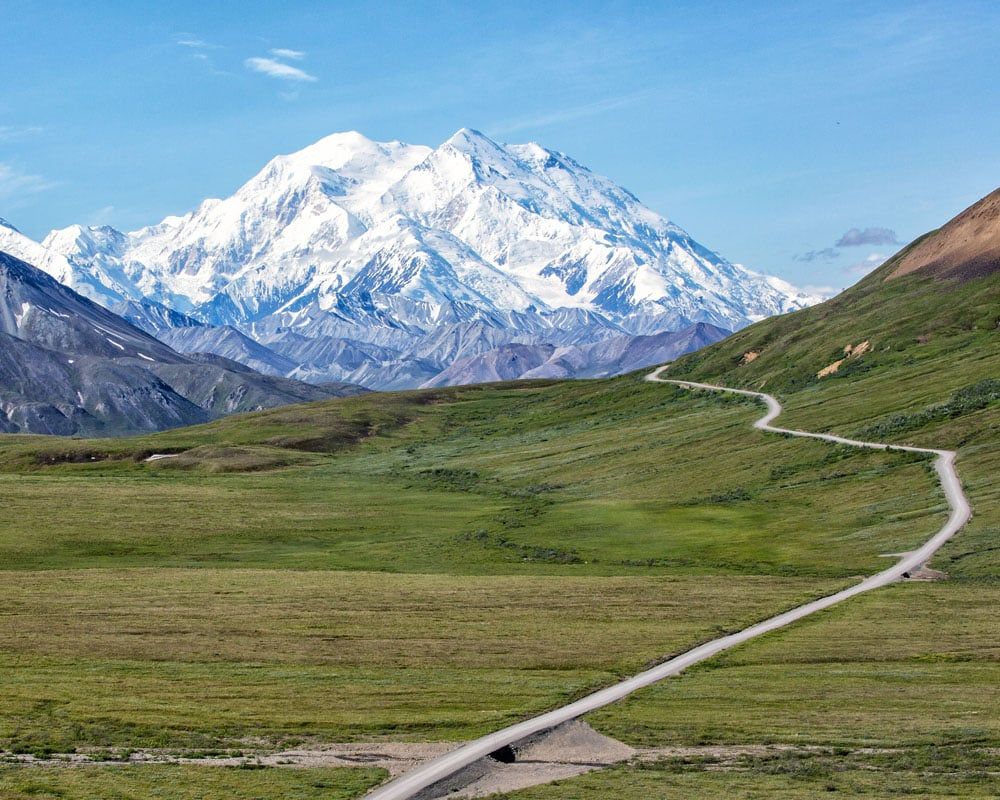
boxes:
[442,127,507,156]
[43,224,128,259]
[439,128,552,188]
[24,129,818,340]
[281,130,430,176]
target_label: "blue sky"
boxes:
[2,0,998,293]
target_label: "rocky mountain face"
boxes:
[0,250,363,435]
[421,322,730,386]
[6,129,819,389]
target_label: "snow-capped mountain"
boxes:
[12,129,820,388]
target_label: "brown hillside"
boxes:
[888,187,1000,281]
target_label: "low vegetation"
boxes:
[0,569,840,752]
[493,746,1000,799]
[855,377,1000,439]
[588,582,999,748]
[0,380,945,577]
[551,259,1000,799]
[0,765,386,800]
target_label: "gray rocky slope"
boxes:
[0,250,363,435]
[421,322,729,387]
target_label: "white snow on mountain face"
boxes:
[2,128,826,390]
[32,128,819,335]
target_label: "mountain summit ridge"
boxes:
[33,128,817,333]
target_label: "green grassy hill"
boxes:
[670,190,1000,405]
[667,187,1000,578]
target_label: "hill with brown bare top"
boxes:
[888,187,1000,281]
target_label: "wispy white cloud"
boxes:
[173,34,219,50]
[173,34,235,76]
[844,252,888,275]
[86,205,116,226]
[269,48,306,60]
[0,125,45,142]
[245,56,317,83]
[794,247,840,263]
[489,92,651,136]
[0,163,55,202]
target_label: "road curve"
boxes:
[363,365,972,800]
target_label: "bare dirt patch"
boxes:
[909,566,949,581]
[420,722,636,799]
[3,723,638,799]
[817,358,845,378]
[818,340,871,378]
[849,340,871,357]
[4,743,455,778]
[3,733,941,799]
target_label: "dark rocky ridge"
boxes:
[0,250,364,435]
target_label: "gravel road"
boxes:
[362,366,972,800]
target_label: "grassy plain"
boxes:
[0,569,837,752]
[539,266,1000,798]
[588,581,1000,748]
[490,746,1000,799]
[0,372,946,797]
[0,380,944,577]
[0,764,386,800]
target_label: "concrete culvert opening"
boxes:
[489,745,517,763]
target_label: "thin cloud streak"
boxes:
[794,247,840,263]
[173,33,234,76]
[245,57,318,83]
[0,125,45,142]
[173,34,220,50]
[0,163,56,203]
[489,92,652,136]
[269,48,306,60]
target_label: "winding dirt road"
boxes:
[363,365,972,800]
